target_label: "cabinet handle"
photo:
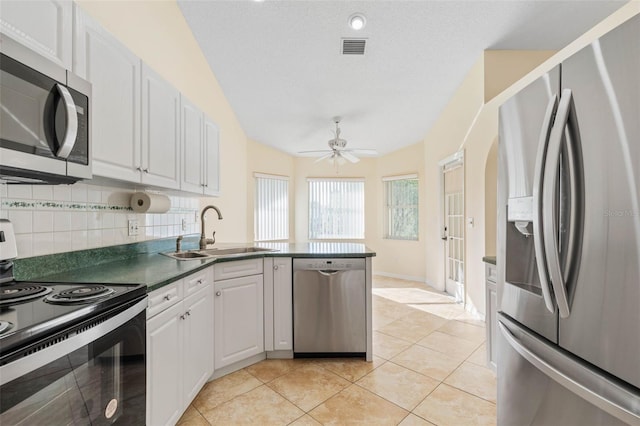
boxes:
[186,310,191,316]
[143,168,149,173]
[197,279,203,285]
[163,295,171,301]
[274,265,279,270]
[215,291,221,296]
[180,314,186,320]
[136,167,142,172]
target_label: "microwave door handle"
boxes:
[543,89,573,318]
[532,94,558,313]
[54,84,78,159]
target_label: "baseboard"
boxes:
[267,350,293,359]
[373,271,429,284]
[209,352,266,380]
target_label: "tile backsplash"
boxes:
[0,182,200,258]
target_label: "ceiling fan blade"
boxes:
[340,151,360,163]
[298,149,332,154]
[343,149,378,155]
[314,152,335,163]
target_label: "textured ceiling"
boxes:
[178,0,626,156]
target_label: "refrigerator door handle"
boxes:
[543,89,573,318]
[532,95,558,313]
[498,319,640,425]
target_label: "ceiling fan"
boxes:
[298,117,378,165]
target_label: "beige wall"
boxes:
[246,140,296,242]
[77,0,639,316]
[372,142,427,281]
[484,50,556,102]
[76,0,249,243]
[422,57,485,293]
[484,139,498,257]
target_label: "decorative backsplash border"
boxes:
[0,182,201,259]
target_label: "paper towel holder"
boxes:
[130,191,171,214]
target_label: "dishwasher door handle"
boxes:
[318,269,339,276]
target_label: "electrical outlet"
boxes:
[128,219,139,236]
[181,218,187,231]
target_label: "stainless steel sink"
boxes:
[162,246,277,260]
[162,251,212,260]
[199,247,277,256]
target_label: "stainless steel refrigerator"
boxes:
[497,14,640,425]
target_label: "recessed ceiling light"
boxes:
[348,13,366,31]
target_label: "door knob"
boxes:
[216,291,221,296]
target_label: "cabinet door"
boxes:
[141,64,180,189]
[147,302,183,426]
[214,275,264,368]
[182,285,214,407]
[74,8,141,183]
[203,117,220,196]
[0,0,72,69]
[273,258,293,350]
[180,95,204,193]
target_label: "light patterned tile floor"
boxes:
[178,276,496,425]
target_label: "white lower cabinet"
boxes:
[214,267,264,369]
[146,269,213,426]
[264,257,293,351]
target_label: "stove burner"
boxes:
[0,320,12,334]
[0,284,52,306]
[45,285,115,304]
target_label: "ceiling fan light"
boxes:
[348,14,366,31]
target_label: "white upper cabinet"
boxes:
[181,95,221,196]
[73,7,141,183]
[181,96,204,193]
[141,64,180,189]
[203,117,220,196]
[0,0,72,69]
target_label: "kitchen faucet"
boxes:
[200,205,223,249]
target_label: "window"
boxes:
[384,174,419,240]
[254,173,289,241]
[308,178,365,239]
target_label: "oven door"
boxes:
[0,298,146,425]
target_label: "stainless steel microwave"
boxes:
[0,35,91,184]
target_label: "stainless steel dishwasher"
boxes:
[293,258,366,357]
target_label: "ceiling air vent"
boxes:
[342,38,366,55]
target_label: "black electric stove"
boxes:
[0,280,146,360]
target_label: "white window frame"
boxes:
[254,172,289,242]
[308,177,365,240]
[383,173,419,241]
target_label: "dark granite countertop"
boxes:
[482,256,496,265]
[14,237,375,292]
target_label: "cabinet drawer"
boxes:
[214,259,263,281]
[184,268,211,297]
[486,264,497,283]
[147,280,183,319]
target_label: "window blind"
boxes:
[384,174,419,240]
[308,178,365,239]
[254,173,289,241]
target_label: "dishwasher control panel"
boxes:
[293,258,365,271]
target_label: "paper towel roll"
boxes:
[130,192,171,213]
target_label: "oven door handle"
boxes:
[0,297,147,385]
